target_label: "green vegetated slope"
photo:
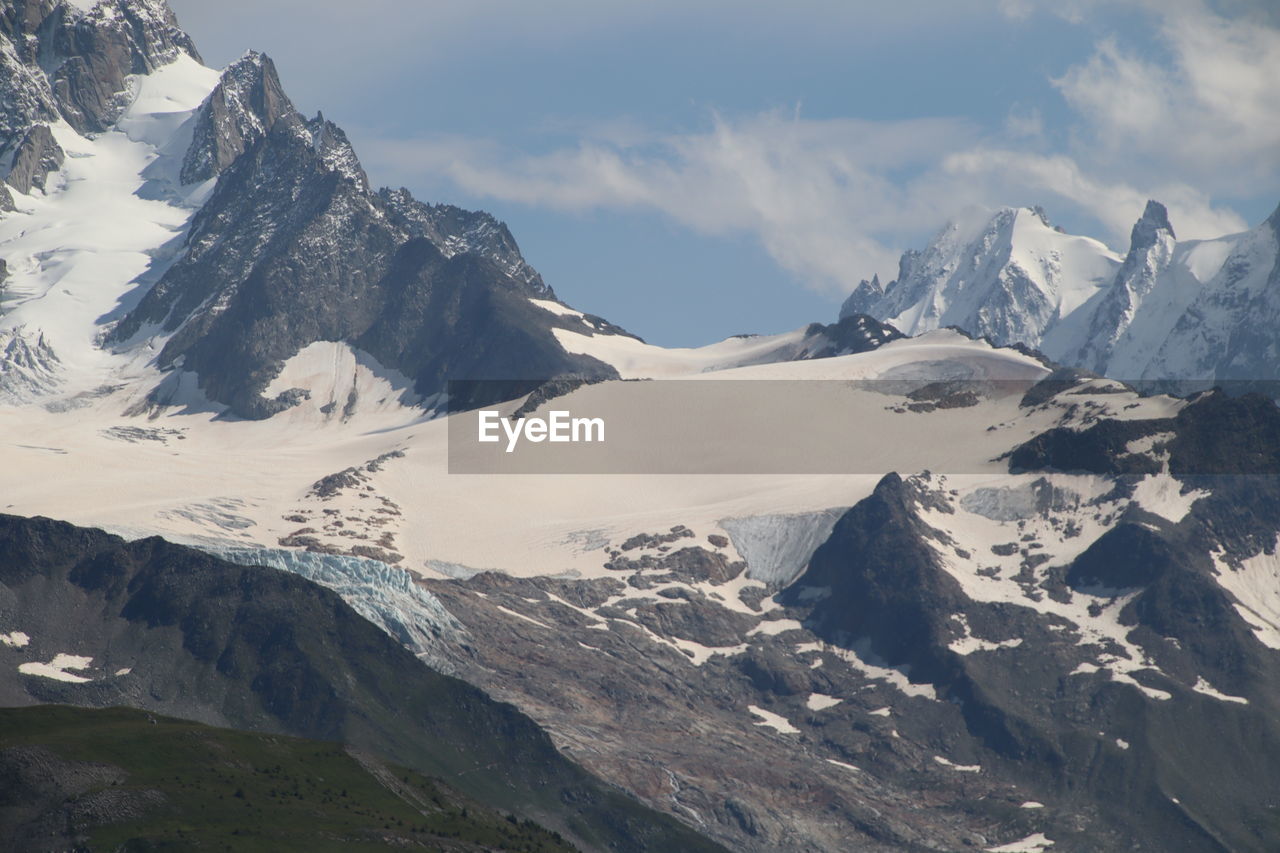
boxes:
[0,704,577,852]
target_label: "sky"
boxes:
[167,0,1280,347]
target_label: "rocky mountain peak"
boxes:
[378,187,552,296]
[782,472,968,686]
[1130,199,1175,249]
[837,273,884,320]
[180,50,293,185]
[842,204,1120,350]
[303,111,368,190]
[1061,199,1182,374]
[112,62,616,418]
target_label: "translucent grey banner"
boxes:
[445,377,1280,475]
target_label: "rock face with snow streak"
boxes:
[1135,205,1280,383]
[179,50,293,185]
[114,105,624,417]
[0,2,66,147]
[5,124,64,194]
[0,0,199,144]
[1062,200,1177,374]
[846,200,1280,383]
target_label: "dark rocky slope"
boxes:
[0,514,726,853]
[415,382,1280,852]
[779,387,1280,851]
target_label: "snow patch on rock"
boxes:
[1,631,31,648]
[1191,676,1249,705]
[806,693,842,711]
[1211,543,1280,650]
[748,704,800,734]
[19,653,94,683]
[987,833,1055,852]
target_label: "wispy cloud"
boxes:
[363,113,985,294]
[941,149,1246,240]
[1053,2,1280,196]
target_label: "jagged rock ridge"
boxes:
[103,44,627,417]
[112,94,622,417]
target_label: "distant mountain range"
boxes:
[841,201,1280,383]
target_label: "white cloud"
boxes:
[1053,1,1280,195]
[998,0,1036,20]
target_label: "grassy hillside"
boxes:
[0,705,577,852]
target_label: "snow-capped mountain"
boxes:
[1061,200,1180,375]
[841,206,1122,351]
[845,201,1280,383]
[0,1,649,419]
[1122,205,1280,382]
